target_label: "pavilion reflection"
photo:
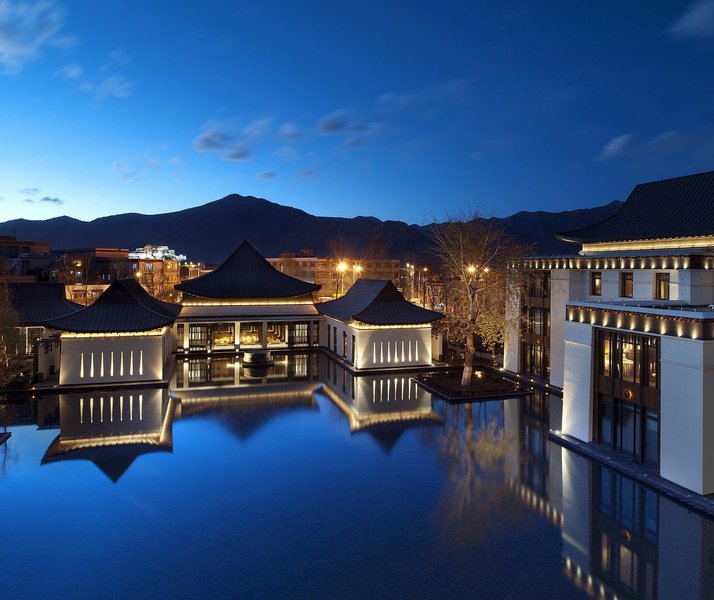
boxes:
[319,358,442,451]
[171,352,321,441]
[41,387,175,483]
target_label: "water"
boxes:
[1,353,712,599]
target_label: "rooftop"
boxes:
[8,282,81,326]
[44,278,181,333]
[316,279,443,326]
[176,240,320,300]
[558,170,714,245]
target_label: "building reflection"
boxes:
[41,387,175,482]
[319,357,442,451]
[506,391,714,600]
[171,352,321,441]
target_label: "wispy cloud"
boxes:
[112,161,138,180]
[19,186,40,195]
[54,61,82,80]
[375,77,474,117]
[193,123,233,151]
[299,169,318,178]
[257,171,277,180]
[596,133,635,161]
[278,122,302,140]
[669,1,714,38]
[82,75,133,100]
[100,47,130,70]
[24,195,63,204]
[0,0,69,73]
[224,142,250,161]
[243,118,272,138]
[317,111,350,134]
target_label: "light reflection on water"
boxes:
[0,353,712,599]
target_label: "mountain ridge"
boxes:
[0,194,623,263]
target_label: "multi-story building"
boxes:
[267,250,400,299]
[0,235,58,282]
[504,170,714,495]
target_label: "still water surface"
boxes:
[1,354,712,599]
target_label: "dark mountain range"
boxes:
[0,194,623,263]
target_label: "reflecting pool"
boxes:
[1,353,712,599]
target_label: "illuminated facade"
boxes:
[45,278,180,386]
[316,279,443,370]
[504,170,714,494]
[175,241,322,352]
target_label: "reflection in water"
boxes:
[173,352,321,441]
[41,388,175,482]
[2,357,714,598]
[319,357,442,451]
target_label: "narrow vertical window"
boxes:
[90,352,95,378]
[110,396,114,422]
[90,397,94,423]
[100,352,104,377]
[80,352,85,378]
[110,351,114,377]
[409,340,413,362]
[120,395,124,421]
[591,272,602,296]
[130,350,134,376]
[655,273,670,300]
[620,272,633,298]
[387,341,391,363]
[373,342,376,364]
[80,398,84,424]
[415,340,419,361]
[402,341,405,362]
[139,350,144,375]
[372,379,376,402]
[120,351,124,376]
[100,397,104,423]
[129,395,133,420]
[139,394,143,420]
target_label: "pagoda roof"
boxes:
[175,240,320,299]
[316,279,443,325]
[558,170,714,245]
[44,278,180,333]
[8,282,81,326]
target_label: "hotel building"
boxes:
[504,170,714,495]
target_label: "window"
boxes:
[342,331,347,358]
[327,324,331,348]
[620,272,633,298]
[655,273,670,300]
[591,271,602,296]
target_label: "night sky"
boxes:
[1,0,714,224]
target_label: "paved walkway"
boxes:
[550,430,714,518]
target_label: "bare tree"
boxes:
[0,263,20,391]
[431,211,529,386]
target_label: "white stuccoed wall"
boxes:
[503,286,521,373]
[561,321,593,442]
[660,336,714,495]
[550,270,586,389]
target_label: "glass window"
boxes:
[591,271,602,296]
[601,331,611,376]
[655,272,670,300]
[620,272,633,298]
[621,339,635,382]
[647,341,657,388]
[211,324,234,348]
[188,325,208,349]
[240,323,261,347]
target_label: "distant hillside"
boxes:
[0,194,622,263]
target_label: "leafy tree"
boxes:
[431,211,529,386]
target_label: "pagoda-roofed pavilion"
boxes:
[175,240,321,353]
[45,278,180,386]
[316,279,443,370]
[8,282,81,381]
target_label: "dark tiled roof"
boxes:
[45,278,181,333]
[175,240,320,299]
[317,279,443,325]
[8,282,81,326]
[558,171,714,244]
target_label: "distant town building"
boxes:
[128,245,187,262]
[0,235,58,282]
[267,249,400,299]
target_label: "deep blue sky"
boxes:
[1,1,714,225]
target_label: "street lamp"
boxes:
[336,261,348,296]
[352,263,362,284]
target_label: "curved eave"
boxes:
[352,313,445,326]
[176,284,320,299]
